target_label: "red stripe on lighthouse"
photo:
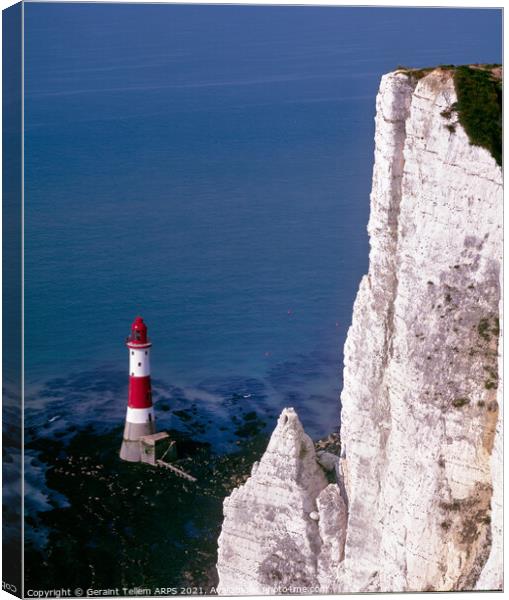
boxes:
[128,375,153,409]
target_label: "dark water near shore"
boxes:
[24,380,272,592]
[21,3,501,592]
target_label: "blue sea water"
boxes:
[24,4,502,439]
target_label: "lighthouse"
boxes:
[120,316,156,462]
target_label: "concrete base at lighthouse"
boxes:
[120,408,156,462]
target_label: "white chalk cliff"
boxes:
[216,68,502,593]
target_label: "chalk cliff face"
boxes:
[216,68,502,593]
[338,68,502,592]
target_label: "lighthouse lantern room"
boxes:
[120,316,156,462]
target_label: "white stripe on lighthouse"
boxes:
[129,347,151,377]
[126,406,155,424]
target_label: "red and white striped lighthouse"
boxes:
[120,316,156,462]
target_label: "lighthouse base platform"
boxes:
[140,432,176,466]
[120,420,156,462]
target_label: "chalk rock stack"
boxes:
[216,408,347,595]
[217,68,502,593]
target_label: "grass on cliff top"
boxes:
[395,64,455,80]
[452,66,502,166]
[395,64,502,166]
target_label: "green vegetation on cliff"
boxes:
[396,64,502,166]
[452,66,502,166]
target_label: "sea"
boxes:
[20,3,501,592]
